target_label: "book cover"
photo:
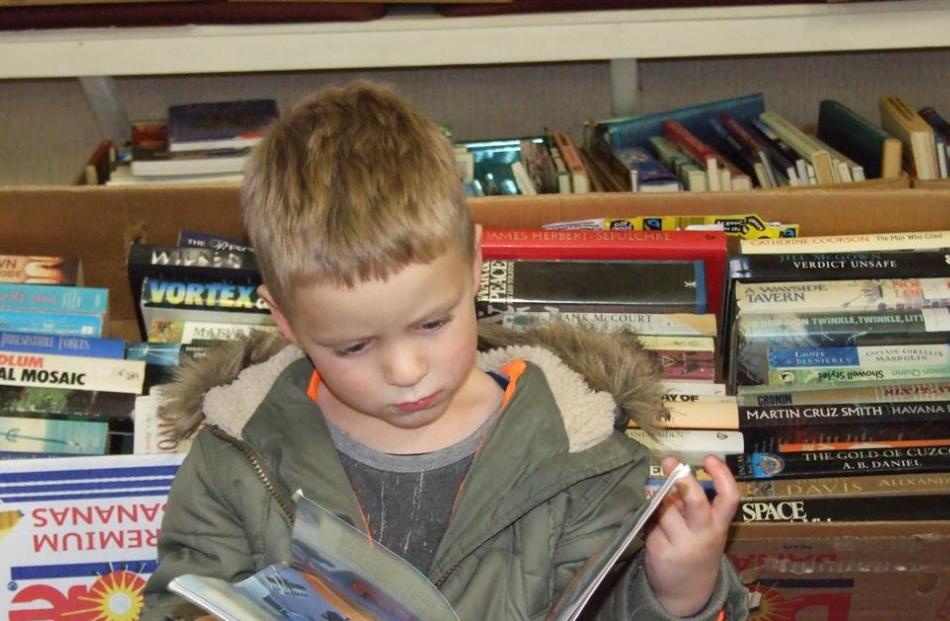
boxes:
[660,119,725,191]
[0,350,146,394]
[147,319,277,344]
[169,467,693,621]
[168,99,279,153]
[718,113,782,187]
[726,446,950,480]
[740,229,950,255]
[475,260,707,320]
[767,344,950,371]
[817,99,902,180]
[626,428,743,464]
[140,276,269,314]
[595,93,765,151]
[0,453,184,618]
[0,255,83,286]
[0,331,125,359]
[705,118,760,189]
[480,228,726,317]
[759,111,838,185]
[550,132,589,193]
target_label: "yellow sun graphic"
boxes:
[750,587,798,621]
[63,570,146,621]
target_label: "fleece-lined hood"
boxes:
[158,322,665,453]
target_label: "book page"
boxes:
[546,462,693,621]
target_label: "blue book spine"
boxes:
[0,283,108,315]
[0,310,104,337]
[126,342,183,366]
[0,331,125,359]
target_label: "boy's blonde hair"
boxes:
[241,80,473,308]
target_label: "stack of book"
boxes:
[455,132,591,196]
[108,99,279,186]
[0,255,144,458]
[125,230,276,453]
[477,227,740,472]
[719,230,950,523]
[586,93,950,192]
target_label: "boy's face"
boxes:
[261,234,486,445]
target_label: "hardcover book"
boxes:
[817,99,902,180]
[480,228,726,317]
[0,255,83,285]
[475,259,707,320]
[169,467,692,621]
[168,99,279,153]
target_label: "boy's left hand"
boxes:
[644,454,740,618]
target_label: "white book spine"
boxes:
[0,350,145,394]
[740,230,950,254]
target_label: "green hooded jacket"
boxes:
[142,324,749,620]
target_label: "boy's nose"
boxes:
[383,346,427,387]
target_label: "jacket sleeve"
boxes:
[141,429,260,620]
[549,456,749,621]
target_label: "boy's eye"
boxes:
[419,316,450,332]
[334,342,368,357]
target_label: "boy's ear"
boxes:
[471,223,483,290]
[258,284,299,345]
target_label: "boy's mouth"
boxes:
[394,391,441,413]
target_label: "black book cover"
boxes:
[727,445,950,480]
[0,384,135,422]
[476,259,706,320]
[739,400,950,428]
[742,420,948,453]
[736,492,950,523]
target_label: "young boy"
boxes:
[143,81,748,620]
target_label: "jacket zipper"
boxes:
[211,428,296,523]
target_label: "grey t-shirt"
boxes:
[328,407,499,574]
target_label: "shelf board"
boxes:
[1,0,949,79]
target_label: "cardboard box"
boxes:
[0,186,947,619]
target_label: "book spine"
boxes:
[652,349,716,382]
[726,446,950,480]
[627,428,744,463]
[0,384,136,420]
[734,277,950,315]
[740,230,950,255]
[494,310,717,337]
[768,365,950,386]
[0,283,108,315]
[0,414,109,455]
[739,400,950,428]
[141,277,269,314]
[475,260,706,319]
[737,309,944,342]
[647,398,738,430]
[0,351,145,394]
[730,250,950,282]
[147,319,277,344]
[738,470,950,498]
[0,256,82,285]
[743,421,947,453]
[768,344,950,370]
[551,132,589,193]
[735,493,950,523]
[0,331,124,359]
[736,379,950,406]
[177,230,255,253]
[0,310,105,338]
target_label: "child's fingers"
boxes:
[703,454,740,524]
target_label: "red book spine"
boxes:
[481,228,727,323]
[661,120,718,164]
[719,113,765,155]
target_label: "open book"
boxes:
[168,463,692,621]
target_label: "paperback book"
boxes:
[0,255,83,285]
[169,465,693,621]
